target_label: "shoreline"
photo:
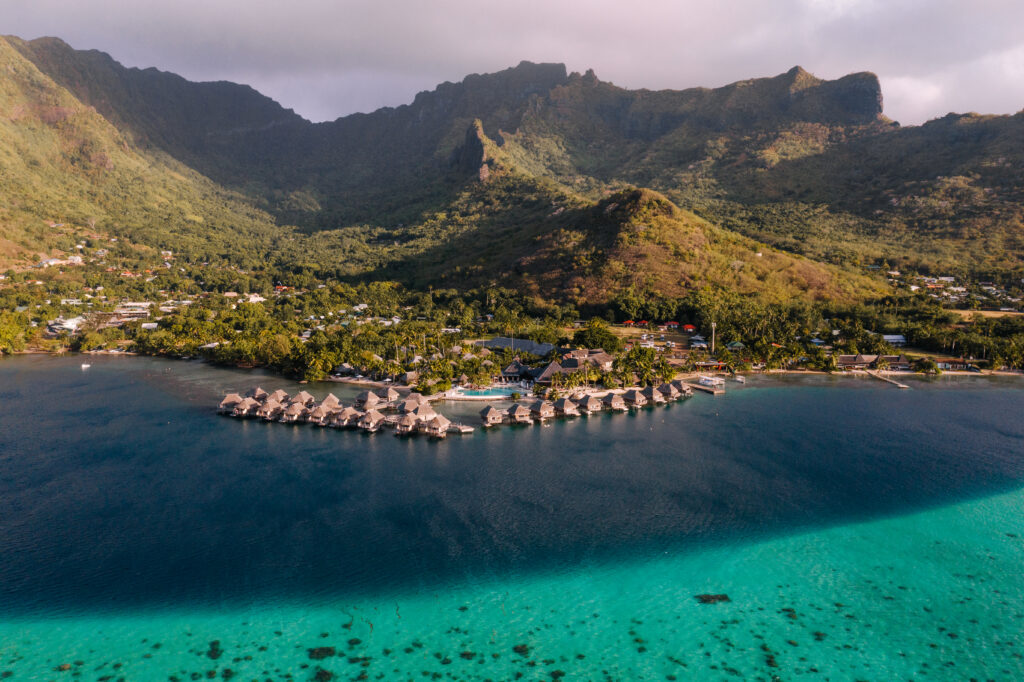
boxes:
[7,349,1022,385]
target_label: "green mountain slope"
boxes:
[0,35,306,268]
[6,34,1022,306]
[19,37,1020,280]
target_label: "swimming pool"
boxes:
[455,386,523,397]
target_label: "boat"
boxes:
[81,363,91,370]
[734,375,746,383]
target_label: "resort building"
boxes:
[622,389,648,407]
[395,413,418,435]
[421,414,452,438]
[356,391,381,409]
[641,385,666,404]
[480,405,504,426]
[602,393,627,411]
[574,395,602,414]
[508,404,533,424]
[657,383,681,401]
[291,390,315,406]
[218,393,243,414]
[280,402,308,423]
[358,409,386,432]
[245,386,268,401]
[529,400,555,420]
[553,398,580,417]
[377,387,401,403]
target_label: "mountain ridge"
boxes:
[2,34,1022,306]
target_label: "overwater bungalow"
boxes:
[321,393,341,409]
[356,391,381,409]
[421,414,452,438]
[395,398,420,413]
[358,409,386,433]
[641,385,666,404]
[657,383,681,401]
[553,397,579,417]
[280,402,308,423]
[395,413,418,436]
[291,390,315,406]
[232,397,260,417]
[529,400,555,420]
[245,386,268,401]
[574,394,603,414]
[508,404,533,425]
[330,406,363,428]
[622,389,648,407]
[258,400,284,421]
[670,379,694,397]
[377,387,401,403]
[480,405,504,427]
[409,403,437,422]
[602,393,627,412]
[267,389,289,403]
[218,393,243,414]
[306,403,335,426]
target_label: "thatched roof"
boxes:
[508,404,530,417]
[641,385,665,401]
[553,398,578,412]
[529,400,554,414]
[322,393,341,407]
[377,387,401,402]
[284,402,306,416]
[428,414,452,430]
[480,405,502,418]
[602,393,625,406]
[268,389,289,402]
[219,393,243,408]
[398,413,418,427]
[658,383,680,397]
[245,386,268,399]
[234,397,259,411]
[292,390,315,405]
[359,409,385,426]
[411,404,437,420]
[357,391,381,407]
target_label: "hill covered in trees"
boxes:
[3,35,1023,306]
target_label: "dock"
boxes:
[865,370,910,389]
[686,382,725,395]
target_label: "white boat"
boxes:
[81,363,91,370]
[734,375,746,383]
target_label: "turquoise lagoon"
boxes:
[1,356,1022,680]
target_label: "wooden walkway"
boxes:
[865,370,910,389]
[686,382,725,395]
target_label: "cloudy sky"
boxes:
[8,0,1024,125]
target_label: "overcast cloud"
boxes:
[7,0,1024,124]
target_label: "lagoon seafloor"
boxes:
[1,355,1022,681]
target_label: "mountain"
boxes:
[3,34,1022,306]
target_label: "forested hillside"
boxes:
[4,34,1023,306]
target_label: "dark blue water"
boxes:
[1,355,1023,614]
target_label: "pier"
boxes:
[865,370,910,389]
[687,382,725,395]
